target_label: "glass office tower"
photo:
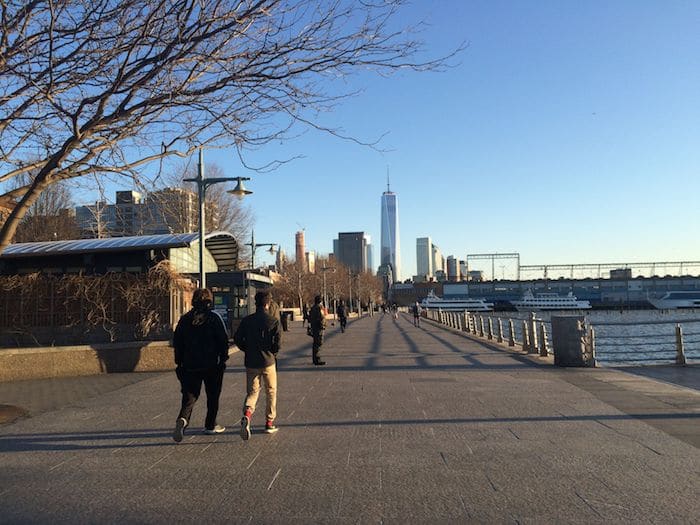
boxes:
[380,183,400,282]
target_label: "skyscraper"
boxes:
[416,237,433,279]
[295,230,306,270]
[335,231,369,273]
[380,178,400,282]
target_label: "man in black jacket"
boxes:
[172,288,230,443]
[309,295,326,365]
[234,290,281,440]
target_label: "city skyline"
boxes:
[65,2,699,277]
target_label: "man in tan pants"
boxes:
[233,290,281,439]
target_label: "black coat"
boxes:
[233,310,281,369]
[173,308,229,370]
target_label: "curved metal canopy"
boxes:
[1,232,239,271]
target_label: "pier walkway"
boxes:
[1,314,699,523]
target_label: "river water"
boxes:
[482,309,700,366]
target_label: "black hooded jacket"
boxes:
[173,306,229,370]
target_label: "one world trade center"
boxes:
[380,178,400,282]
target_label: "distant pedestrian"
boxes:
[309,295,327,365]
[337,299,348,333]
[234,290,281,440]
[172,288,230,443]
[412,301,421,326]
[302,304,309,327]
[392,303,399,320]
[280,310,289,332]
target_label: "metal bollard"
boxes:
[528,312,539,353]
[539,323,549,356]
[522,320,530,352]
[676,324,687,365]
[497,318,504,343]
[508,319,516,347]
[479,316,485,337]
[487,318,494,340]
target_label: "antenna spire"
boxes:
[386,166,390,192]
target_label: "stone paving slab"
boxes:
[1,313,699,523]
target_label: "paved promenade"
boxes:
[1,313,699,523]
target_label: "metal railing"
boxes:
[422,309,700,366]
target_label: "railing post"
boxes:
[539,323,549,357]
[528,312,539,353]
[497,318,504,343]
[508,319,516,347]
[461,312,467,331]
[522,320,530,352]
[487,317,494,340]
[478,316,485,337]
[471,315,477,334]
[676,324,687,365]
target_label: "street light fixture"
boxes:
[229,177,253,200]
[246,230,277,270]
[183,147,252,289]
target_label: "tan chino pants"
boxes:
[243,364,277,422]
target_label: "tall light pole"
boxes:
[246,230,277,270]
[183,147,252,289]
[321,265,335,310]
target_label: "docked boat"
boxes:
[648,291,700,309]
[510,290,591,311]
[420,290,494,312]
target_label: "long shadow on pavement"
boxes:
[1,411,697,453]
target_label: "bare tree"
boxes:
[10,174,79,242]
[0,0,459,250]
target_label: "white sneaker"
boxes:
[240,416,251,441]
[203,425,225,435]
[173,417,187,443]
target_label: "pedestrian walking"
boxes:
[309,295,327,365]
[412,301,421,326]
[337,299,348,333]
[172,288,230,443]
[302,304,309,327]
[234,290,281,440]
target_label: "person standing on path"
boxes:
[309,295,327,365]
[412,301,421,326]
[172,288,230,443]
[302,304,309,327]
[234,290,281,440]
[337,299,348,333]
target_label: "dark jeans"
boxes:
[312,330,324,363]
[339,316,347,331]
[176,366,225,430]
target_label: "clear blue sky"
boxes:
[105,1,700,277]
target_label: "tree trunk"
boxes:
[0,179,50,252]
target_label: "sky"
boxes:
[94,1,700,278]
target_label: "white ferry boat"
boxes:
[648,291,700,309]
[420,290,494,312]
[510,290,592,311]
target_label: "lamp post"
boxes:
[348,272,354,316]
[183,147,253,289]
[320,265,336,311]
[246,230,277,270]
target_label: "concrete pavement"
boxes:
[1,313,699,523]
